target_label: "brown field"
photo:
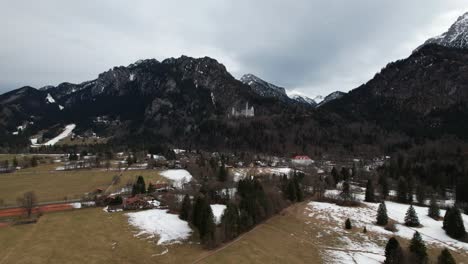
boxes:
[0,201,466,263]
[0,163,167,206]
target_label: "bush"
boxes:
[437,248,456,264]
[345,218,352,229]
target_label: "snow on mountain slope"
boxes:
[420,11,468,49]
[289,93,317,106]
[45,93,56,103]
[240,74,290,101]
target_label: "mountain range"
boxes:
[2,12,468,154]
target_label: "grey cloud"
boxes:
[0,0,467,97]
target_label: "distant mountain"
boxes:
[1,56,310,151]
[418,12,468,50]
[325,44,468,139]
[240,74,291,102]
[289,94,317,107]
[317,91,346,107]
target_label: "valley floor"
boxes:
[1,199,467,263]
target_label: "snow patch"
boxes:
[126,209,192,245]
[210,204,227,224]
[45,93,56,103]
[160,169,193,188]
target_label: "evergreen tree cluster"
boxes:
[281,173,304,203]
[385,233,457,263]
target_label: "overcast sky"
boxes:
[1,1,467,97]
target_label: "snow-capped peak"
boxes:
[419,11,468,49]
[288,92,317,106]
[45,93,56,104]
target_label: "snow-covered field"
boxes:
[126,209,192,245]
[31,124,76,147]
[307,189,468,263]
[160,169,193,188]
[210,204,227,224]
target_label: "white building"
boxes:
[230,102,254,118]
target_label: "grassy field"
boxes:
[0,163,167,206]
[1,201,466,263]
[0,203,324,264]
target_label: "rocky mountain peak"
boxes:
[240,74,290,103]
[419,11,468,50]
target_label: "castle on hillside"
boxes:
[230,102,255,118]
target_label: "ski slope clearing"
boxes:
[210,204,227,224]
[31,124,76,147]
[159,169,193,188]
[126,209,192,245]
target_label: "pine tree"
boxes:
[437,248,456,264]
[377,202,389,226]
[341,167,350,182]
[397,177,409,203]
[345,218,352,229]
[381,177,389,199]
[384,237,403,264]
[221,202,240,241]
[331,167,339,185]
[416,184,427,205]
[341,180,352,200]
[179,194,192,221]
[365,179,375,202]
[405,205,420,227]
[443,207,466,239]
[218,162,228,182]
[294,177,304,202]
[409,231,427,263]
[131,176,146,196]
[428,196,440,219]
[287,180,297,202]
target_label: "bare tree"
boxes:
[17,191,37,218]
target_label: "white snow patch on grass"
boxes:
[126,209,192,245]
[160,169,192,188]
[210,204,226,224]
[308,193,468,254]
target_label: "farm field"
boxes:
[0,197,467,263]
[0,163,167,206]
[0,203,324,264]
